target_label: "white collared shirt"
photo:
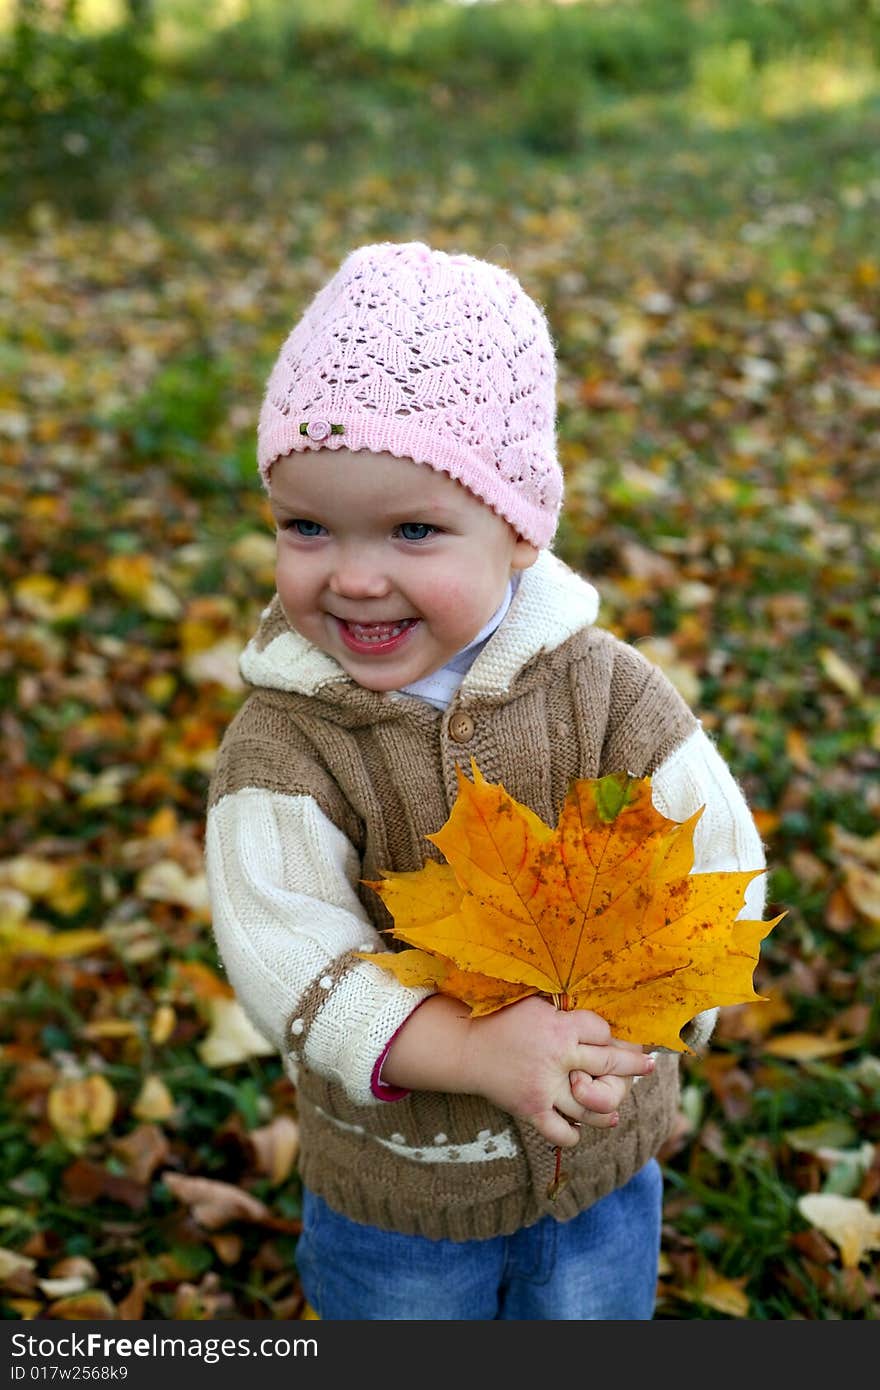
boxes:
[396,579,517,710]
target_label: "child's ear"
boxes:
[511,536,539,572]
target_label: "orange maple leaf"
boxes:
[359,761,783,1052]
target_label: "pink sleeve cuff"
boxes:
[369,997,431,1102]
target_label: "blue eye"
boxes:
[286,519,325,537]
[398,523,435,542]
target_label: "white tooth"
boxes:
[350,620,408,641]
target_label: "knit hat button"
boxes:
[449,712,475,743]
[306,419,331,441]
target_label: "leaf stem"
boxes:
[547,991,573,1200]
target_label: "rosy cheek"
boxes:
[443,564,500,604]
[424,577,469,616]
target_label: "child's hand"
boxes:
[380,1000,656,1150]
[458,995,654,1148]
[382,993,654,1149]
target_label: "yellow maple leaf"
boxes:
[360,762,782,1052]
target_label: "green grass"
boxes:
[3,0,880,219]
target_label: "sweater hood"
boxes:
[239,549,600,704]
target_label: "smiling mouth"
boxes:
[335,617,420,653]
[342,619,416,643]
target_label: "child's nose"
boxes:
[328,548,391,599]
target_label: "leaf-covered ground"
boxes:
[2,52,880,1319]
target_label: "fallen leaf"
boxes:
[842,863,880,924]
[814,1143,876,1193]
[762,1032,862,1060]
[106,553,181,619]
[230,531,276,575]
[0,1247,37,1292]
[48,1257,98,1284]
[636,637,702,706]
[675,1269,751,1318]
[0,921,107,962]
[249,1115,301,1185]
[714,988,793,1041]
[131,1075,176,1122]
[210,1233,244,1265]
[150,1003,177,1045]
[161,1173,273,1230]
[172,1273,235,1320]
[752,808,780,838]
[786,1118,858,1153]
[13,574,91,623]
[137,860,210,915]
[61,1158,149,1212]
[785,729,815,773]
[116,1280,147,1321]
[818,647,862,700]
[81,1019,141,1040]
[197,997,276,1067]
[0,887,29,929]
[0,855,63,898]
[170,959,234,1001]
[111,1125,171,1184]
[76,767,133,810]
[47,1075,117,1142]
[6,1298,42,1318]
[44,1290,117,1319]
[184,638,244,690]
[829,825,880,869]
[797,1193,880,1268]
[39,1274,92,1298]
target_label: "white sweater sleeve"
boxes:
[205,787,431,1106]
[651,725,768,1049]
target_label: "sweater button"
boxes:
[449,712,475,743]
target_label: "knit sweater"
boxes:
[205,549,767,1241]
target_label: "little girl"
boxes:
[205,241,767,1319]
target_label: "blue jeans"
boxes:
[296,1158,662,1320]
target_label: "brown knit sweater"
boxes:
[206,552,765,1239]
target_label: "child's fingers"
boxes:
[578,1109,620,1131]
[549,1075,630,1137]
[538,1108,586,1148]
[570,1070,631,1116]
[574,1043,655,1080]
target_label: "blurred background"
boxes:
[1,0,879,1320]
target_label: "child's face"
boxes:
[268,449,538,692]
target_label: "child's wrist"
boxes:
[381,994,473,1093]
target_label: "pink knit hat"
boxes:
[257,241,562,549]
